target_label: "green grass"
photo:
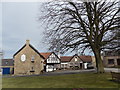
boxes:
[2,72,120,88]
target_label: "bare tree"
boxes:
[39,0,120,73]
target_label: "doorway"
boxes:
[80,63,83,69]
[117,59,120,65]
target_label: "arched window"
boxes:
[21,54,26,62]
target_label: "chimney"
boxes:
[26,40,30,45]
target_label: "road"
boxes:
[2,68,120,78]
[104,68,120,72]
[2,69,95,78]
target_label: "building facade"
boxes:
[14,40,44,75]
[103,51,120,67]
[0,59,14,74]
[40,52,61,72]
[103,56,120,67]
[61,54,93,70]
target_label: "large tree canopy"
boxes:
[39,0,120,73]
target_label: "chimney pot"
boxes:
[26,40,30,45]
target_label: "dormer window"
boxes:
[31,55,35,63]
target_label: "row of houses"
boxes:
[0,40,120,75]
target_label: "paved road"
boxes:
[2,69,96,78]
[104,68,120,72]
[2,68,120,78]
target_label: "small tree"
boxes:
[39,0,120,73]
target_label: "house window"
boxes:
[21,54,26,62]
[30,67,35,72]
[48,65,53,69]
[5,61,8,65]
[75,63,78,66]
[108,59,114,64]
[31,67,34,70]
[61,64,64,67]
[65,64,67,67]
[75,57,77,62]
[31,56,35,63]
[70,63,73,66]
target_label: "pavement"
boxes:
[104,68,120,72]
[2,69,96,78]
[2,68,120,78]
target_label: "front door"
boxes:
[80,63,82,69]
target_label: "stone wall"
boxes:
[14,41,44,75]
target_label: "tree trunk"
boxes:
[94,49,105,73]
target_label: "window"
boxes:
[70,63,73,66]
[31,56,35,63]
[30,67,35,72]
[48,65,53,69]
[31,67,34,70]
[21,54,26,62]
[5,61,8,65]
[65,64,67,67]
[75,63,78,66]
[108,59,114,64]
[31,56,34,61]
[75,57,77,62]
[61,64,64,67]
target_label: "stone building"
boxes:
[13,40,45,75]
[103,51,120,67]
[60,54,92,69]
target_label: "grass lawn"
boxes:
[2,72,120,88]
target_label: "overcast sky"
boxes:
[1,2,93,59]
[2,2,50,58]
[0,3,2,51]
